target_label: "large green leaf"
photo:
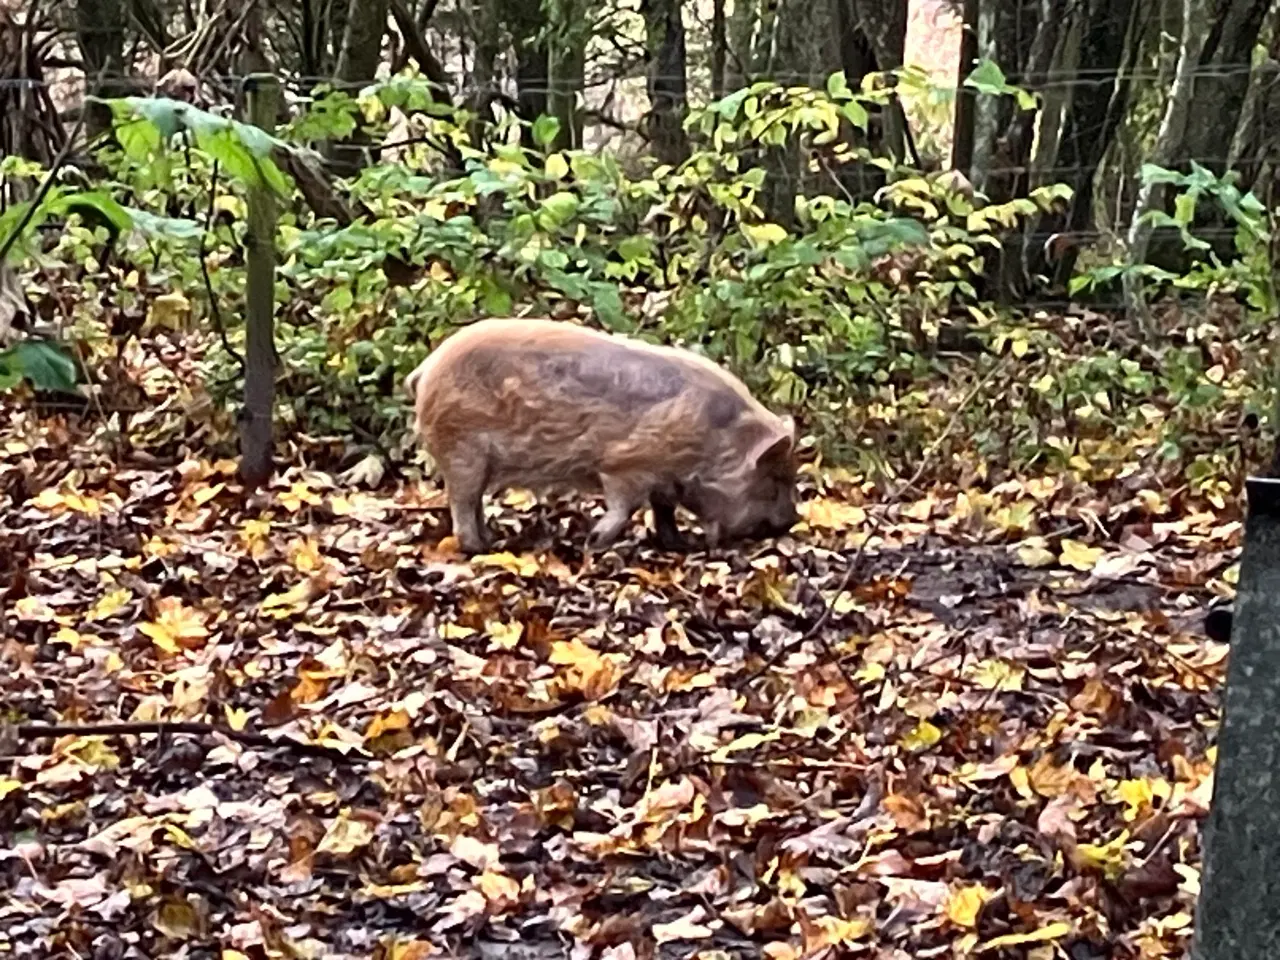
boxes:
[0,341,79,393]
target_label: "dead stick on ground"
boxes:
[11,721,367,765]
[745,356,1012,686]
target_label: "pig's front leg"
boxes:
[649,490,684,551]
[587,474,644,551]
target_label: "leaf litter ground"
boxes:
[0,406,1234,960]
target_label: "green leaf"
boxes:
[532,115,562,148]
[841,100,869,130]
[325,285,355,313]
[4,341,78,393]
[123,208,203,241]
[482,283,513,316]
[539,248,570,270]
[590,283,627,331]
[538,191,580,229]
[48,191,135,233]
[826,71,851,100]
[965,59,1009,94]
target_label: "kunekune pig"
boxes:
[404,317,799,554]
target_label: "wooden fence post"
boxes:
[239,73,280,488]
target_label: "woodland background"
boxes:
[0,0,1270,957]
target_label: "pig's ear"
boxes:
[751,426,794,469]
[403,367,422,401]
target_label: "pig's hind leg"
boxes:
[587,474,645,551]
[440,453,491,554]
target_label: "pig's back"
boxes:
[413,318,756,487]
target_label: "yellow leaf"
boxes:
[138,598,209,654]
[289,538,324,573]
[944,884,989,928]
[90,588,133,620]
[486,620,524,650]
[741,222,788,246]
[967,659,1024,692]
[473,551,540,577]
[14,596,55,621]
[1016,537,1056,568]
[1076,831,1130,880]
[0,778,23,800]
[190,482,224,506]
[802,498,867,530]
[148,291,191,331]
[317,811,374,857]
[1059,539,1102,572]
[260,580,315,618]
[980,921,1072,951]
[240,519,272,557]
[710,729,781,762]
[224,705,250,731]
[366,709,411,740]
[544,153,570,180]
[1115,777,1168,821]
[279,482,322,512]
[476,869,521,906]
[899,720,942,752]
[502,488,538,510]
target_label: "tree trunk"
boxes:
[951,0,980,174]
[1175,0,1271,174]
[329,0,389,175]
[1228,1,1280,195]
[835,0,908,162]
[711,0,727,98]
[1025,0,1139,289]
[506,0,550,137]
[643,0,689,166]
[1124,0,1211,315]
[74,0,130,135]
[547,32,584,150]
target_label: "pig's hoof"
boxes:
[457,534,491,555]
[651,530,685,552]
[585,531,619,553]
